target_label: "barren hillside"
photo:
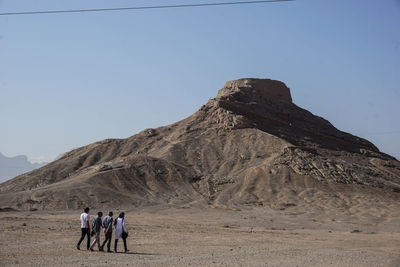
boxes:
[1,78,399,211]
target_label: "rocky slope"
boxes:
[1,78,399,211]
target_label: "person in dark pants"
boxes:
[77,207,91,250]
[100,211,114,252]
[114,212,129,253]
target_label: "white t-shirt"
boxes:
[80,212,90,228]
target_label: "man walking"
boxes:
[77,207,91,250]
[100,211,114,252]
[89,211,103,251]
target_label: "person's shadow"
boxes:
[114,251,159,256]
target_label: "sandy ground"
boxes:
[0,206,399,267]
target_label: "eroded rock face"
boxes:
[213,78,378,154]
[274,147,400,187]
[217,78,292,103]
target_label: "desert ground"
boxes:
[1,205,399,267]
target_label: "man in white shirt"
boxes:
[77,207,91,250]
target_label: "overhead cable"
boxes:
[0,0,294,16]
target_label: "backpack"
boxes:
[92,216,97,228]
[90,216,96,236]
[102,217,107,228]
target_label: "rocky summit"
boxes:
[1,78,399,211]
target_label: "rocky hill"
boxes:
[1,78,399,211]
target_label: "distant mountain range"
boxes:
[0,152,47,183]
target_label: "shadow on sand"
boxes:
[114,251,159,256]
[81,249,159,256]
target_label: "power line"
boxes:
[0,0,294,16]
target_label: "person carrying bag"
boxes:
[114,212,129,253]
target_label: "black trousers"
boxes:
[101,232,112,251]
[77,228,90,249]
[114,236,127,252]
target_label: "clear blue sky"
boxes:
[1,0,399,162]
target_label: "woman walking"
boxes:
[114,212,129,253]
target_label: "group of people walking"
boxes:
[77,207,129,253]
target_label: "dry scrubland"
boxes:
[1,206,399,267]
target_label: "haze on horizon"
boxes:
[1,0,399,163]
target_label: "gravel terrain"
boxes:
[1,206,399,266]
